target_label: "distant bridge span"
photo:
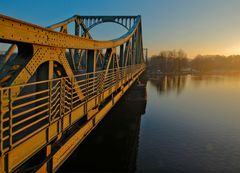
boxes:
[0,14,145,172]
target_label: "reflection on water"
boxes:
[59,74,240,172]
[149,75,187,95]
[137,74,240,172]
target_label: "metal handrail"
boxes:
[0,64,145,155]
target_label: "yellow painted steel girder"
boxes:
[0,14,140,49]
[0,13,145,173]
[10,45,84,99]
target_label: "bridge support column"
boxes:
[87,50,96,73]
[119,44,124,67]
[35,61,54,173]
[86,50,97,119]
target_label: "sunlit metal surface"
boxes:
[0,14,145,172]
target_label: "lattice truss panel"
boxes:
[0,15,144,91]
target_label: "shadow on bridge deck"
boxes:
[58,73,147,172]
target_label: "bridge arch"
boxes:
[79,16,136,40]
[83,21,129,40]
[84,20,129,36]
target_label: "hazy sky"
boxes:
[1,0,240,58]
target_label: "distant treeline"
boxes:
[149,50,188,73]
[148,50,240,74]
[191,55,240,73]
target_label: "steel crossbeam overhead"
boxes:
[0,13,145,173]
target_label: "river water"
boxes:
[59,74,240,173]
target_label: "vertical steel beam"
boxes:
[48,60,53,123]
[74,19,80,71]
[132,34,136,65]
[124,42,130,67]
[9,88,13,150]
[119,44,124,67]
[60,25,68,33]
[0,90,3,155]
[48,61,54,80]
[86,50,96,73]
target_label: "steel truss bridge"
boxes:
[0,14,145,172]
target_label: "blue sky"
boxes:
[1,0,240,57]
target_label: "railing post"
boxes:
[70,76,74,125]
[71,76,74,110]
[93,72,97,105]
[87,73,90,101]
[48,80,52,124]
[8,88,13,149]
[0,90,3,154]
[131,64,133,79]
[97,71,104,104]
[60,78,64,117]
[60,78,65,132]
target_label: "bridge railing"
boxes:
[0,64,145,155]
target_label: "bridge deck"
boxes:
[0,64,145,172]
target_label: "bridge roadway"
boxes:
[0,14,145,172]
